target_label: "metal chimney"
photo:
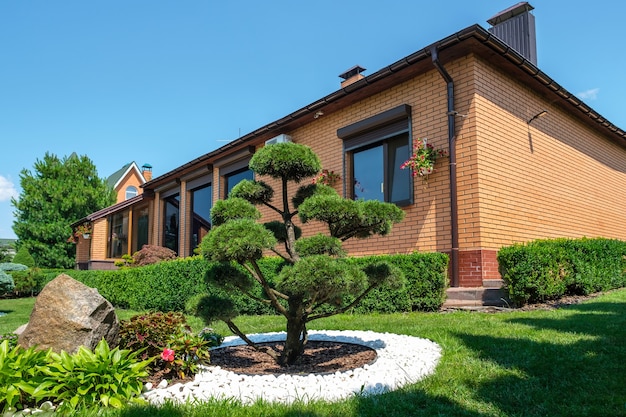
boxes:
[487,2,537,65]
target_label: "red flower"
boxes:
[161,348,175,362]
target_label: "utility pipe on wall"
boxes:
[430,46,460,287]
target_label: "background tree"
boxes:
[11,152,116,268]
[191,142,406,365]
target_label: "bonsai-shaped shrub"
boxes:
[192,142,406,365]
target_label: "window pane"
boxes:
[388,134,411,205]
[125,186,138,200]
[109,211,129,258]
[191,184,212,250]
[225,168,253,197]
[163,194,180,254]
[353,145,384,201]
[134,206,149,252]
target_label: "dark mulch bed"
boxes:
[209,340,377,375]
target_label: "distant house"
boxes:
[72,3,626,303]
[107,162,153,203]
[73,162,152,269]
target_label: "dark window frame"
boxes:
[189,183,212,251]
[339,105,413,206]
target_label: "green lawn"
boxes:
[1,290,625,416]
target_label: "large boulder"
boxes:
[18,274,119,353]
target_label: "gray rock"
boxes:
[17,274,119,353]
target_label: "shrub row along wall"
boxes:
[497,237,626,305]
[34,253,448,314]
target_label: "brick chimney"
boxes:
[339,65,366,88]
[141,163,153,182]
[488,2,537,65]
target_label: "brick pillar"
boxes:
[457,249,501,287]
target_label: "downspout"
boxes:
[430,46,460,287]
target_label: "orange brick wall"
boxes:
[471,56,626,247]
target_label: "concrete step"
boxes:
[443,286,510,307]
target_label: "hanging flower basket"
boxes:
[400,138,448,180]
[313,169,341,187]
[70,222,93,242]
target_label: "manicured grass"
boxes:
[0,296,36,334]
[1,290,625,416]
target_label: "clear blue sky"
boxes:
[1,1,624,239]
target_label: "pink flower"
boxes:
[161,348,175,362]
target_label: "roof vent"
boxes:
[339,65,366,88]
[487,2,537,65]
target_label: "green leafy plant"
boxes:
[0,340,54,412]
[119,311,189,361]
[46,339,151,412]
[119,311,211,381]
[163,330,211,379]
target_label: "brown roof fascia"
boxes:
[142,24,625,190]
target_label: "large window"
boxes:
[133,206,149,252]
[224,167,253,197]
[339,104,412,206]
[190,184,212,250]
[109,211,129,258]
[163,194,180,254]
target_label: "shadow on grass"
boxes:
[449,301,626,416]
[349,299,626,417]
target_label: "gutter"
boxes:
[430,46,460,288]
[143,24,625,189]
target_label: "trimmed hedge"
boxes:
[47,252,448,314]
[497,237,626,305]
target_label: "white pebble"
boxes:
[142,330,441,405]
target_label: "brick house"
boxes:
[73,3,626,299]
[73,161,152,270]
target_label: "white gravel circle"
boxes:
[142,330,441,406]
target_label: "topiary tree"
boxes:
[192,142,406,365]
[12,247,35,268]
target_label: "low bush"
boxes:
[0,340,51,412]
[60,252,448,313]
[0,263,28,272]
[0,339,152,413]
[0,271,14,295]
[498,237,626,305]
[118,311,214,381]
[47,339,151,412]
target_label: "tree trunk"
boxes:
[281,298,307,365]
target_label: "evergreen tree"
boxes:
[11,152,116,268]
[192,142,406,365]
[12,246,35,268]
